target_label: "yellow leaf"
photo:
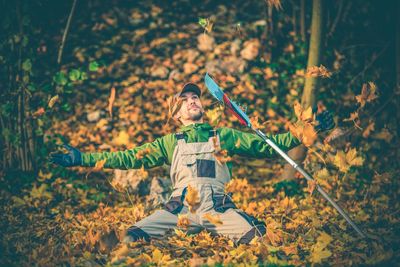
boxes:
[310,248,332,264]
[152,248,163,263]
[185,185,200,213]
[203,213,223,225]
[48,95,59,108]
[334,150,349,172]
[345,148,364,166]
[310,232,333,264]
[205,106,223,127]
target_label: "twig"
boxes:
[347,44,389,88]
[57,0,78,65]
[327,0,344,38]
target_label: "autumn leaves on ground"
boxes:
[1,1,399,266]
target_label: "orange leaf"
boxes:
[32,107,45,118]
[302,123,318,147]
[93,159,107,171]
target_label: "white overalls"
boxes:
[124,130,266,244]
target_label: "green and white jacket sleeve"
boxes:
[81,136,170,169]
[220,127,301,158]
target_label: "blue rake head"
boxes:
[204,73,252,128]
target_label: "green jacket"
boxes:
[81,123,301,173]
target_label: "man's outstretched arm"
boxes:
[50,136,169,170]
[221,128,302,159]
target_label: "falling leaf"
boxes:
[48,95,59,108]
[343,112,359,122]
[113,130,130,146]
[185,185,200,213]
[234,139,241,148]
[167,95,183,124]
[93,159,107,171]
[32,107,45,118]
[302,123,318,147]
[324,127,346,143]
[135,147,155,160]
[203,213,223,225]
[250,116,263,129]
[205,106,223,127]
[266,0,282,10]
[293,101,314,122]
[362,121,375,138]
[240,39,261,61]
[305,65,332,78]
[214,149,232,165]
[108,87,116,117]
[355,82,378,108]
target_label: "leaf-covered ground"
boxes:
[1,1,399,266]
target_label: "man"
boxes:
[50,82,334,245]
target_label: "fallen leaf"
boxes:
[177,214,190,229]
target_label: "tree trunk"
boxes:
[300,0,306,42]
[280,0,324,181]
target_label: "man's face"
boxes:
[176,91,204,123]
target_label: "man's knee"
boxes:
[237,223,267,244]
[123,226,151,243]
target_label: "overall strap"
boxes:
[208,129,220,147]
[175,132,186,145]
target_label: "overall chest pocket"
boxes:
[181,148,216,179]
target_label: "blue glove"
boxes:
[49,144,82,167]
[315,110,335,132]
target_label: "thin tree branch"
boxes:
[57,0,78,65]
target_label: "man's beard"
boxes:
[188,109,204,121]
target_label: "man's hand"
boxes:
[315,110,335,132]
[49,144,82,167]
